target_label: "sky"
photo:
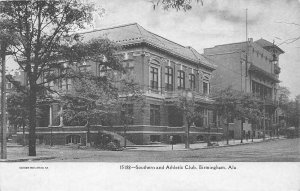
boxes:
[5,0,300,98]
[91,0,300,98]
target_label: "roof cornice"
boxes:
[121,40,216,71]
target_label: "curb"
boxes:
[184,138,285,151]
[128,138,286,151]
[0,156,56,162]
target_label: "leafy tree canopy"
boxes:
[152,0,203,11]
[0,0,122,156]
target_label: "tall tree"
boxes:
[213,87,240,144]
[61,73,119,146]
[0,0,121,156]
[118,74,145,148]
[236,92,262,142]
[213,87,263,144]
[7,90,28,146]
[61,62,144,147]
[278,86,291,111]
[168,93,203,149]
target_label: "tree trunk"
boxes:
[22,124,26,146]
[86,121,90,146]
[226,120,229,145]
[207,124,211,146]
[123,125,127,148]
[185,122,190,149]
[28,85,37,156]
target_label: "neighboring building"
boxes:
[204,38,284,139]
[3,71,26,137]
[17,23,222,145]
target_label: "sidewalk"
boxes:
[0,143,56,162]
[126,137,286,151]
[0,137,286,161]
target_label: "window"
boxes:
[99,65,112,77]
[168,106,183,127]
[252,81,272,99]
[66,135,81,144]
[6,82,12,90]
[197,135,204,141]
[194,108,204,127]
[165,67,173,91]
[61,68,72,91]
[150,135,160,142]
[79,62,91,73]
[124,62,134,77]
[203,109,208,126]
[150,66,159,90]
[228,115,234,123]
[43,70,54,88]
[177,70,185,89]
[189,74,195,90]
[150,104,160,125]
[203,82,209,95]
[120,104,134,125]
[208,110,214,126]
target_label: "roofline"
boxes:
[138,25,187,49]
[126,41,216,71]
[254,38,285,54]
[78,23,216,71]
[78,23,140,35]
[262,45,285,54]
[205,41,247,49]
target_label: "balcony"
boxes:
[253,94,278,107]
[164,90,214,104]
[249,64,280,83]
[264,97,278,107]
[274,64,281,75]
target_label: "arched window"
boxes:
[66,135,81,144]
[197,135,204,142]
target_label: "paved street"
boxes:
[4,138,297,162]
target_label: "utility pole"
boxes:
[240,117,244,143]
[1,41,7,159]
[263,99,266,140]
[245,8,248,92]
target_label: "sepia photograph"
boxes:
[0,0,299,190]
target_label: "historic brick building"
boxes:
[204,38,284,139]
[17,23,222,145]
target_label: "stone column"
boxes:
[59,106,64,127]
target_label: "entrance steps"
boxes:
[100,130,135,146]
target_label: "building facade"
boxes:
[17,23,222,145]
[204,38,284,139]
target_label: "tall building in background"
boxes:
[204,38,284,139]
